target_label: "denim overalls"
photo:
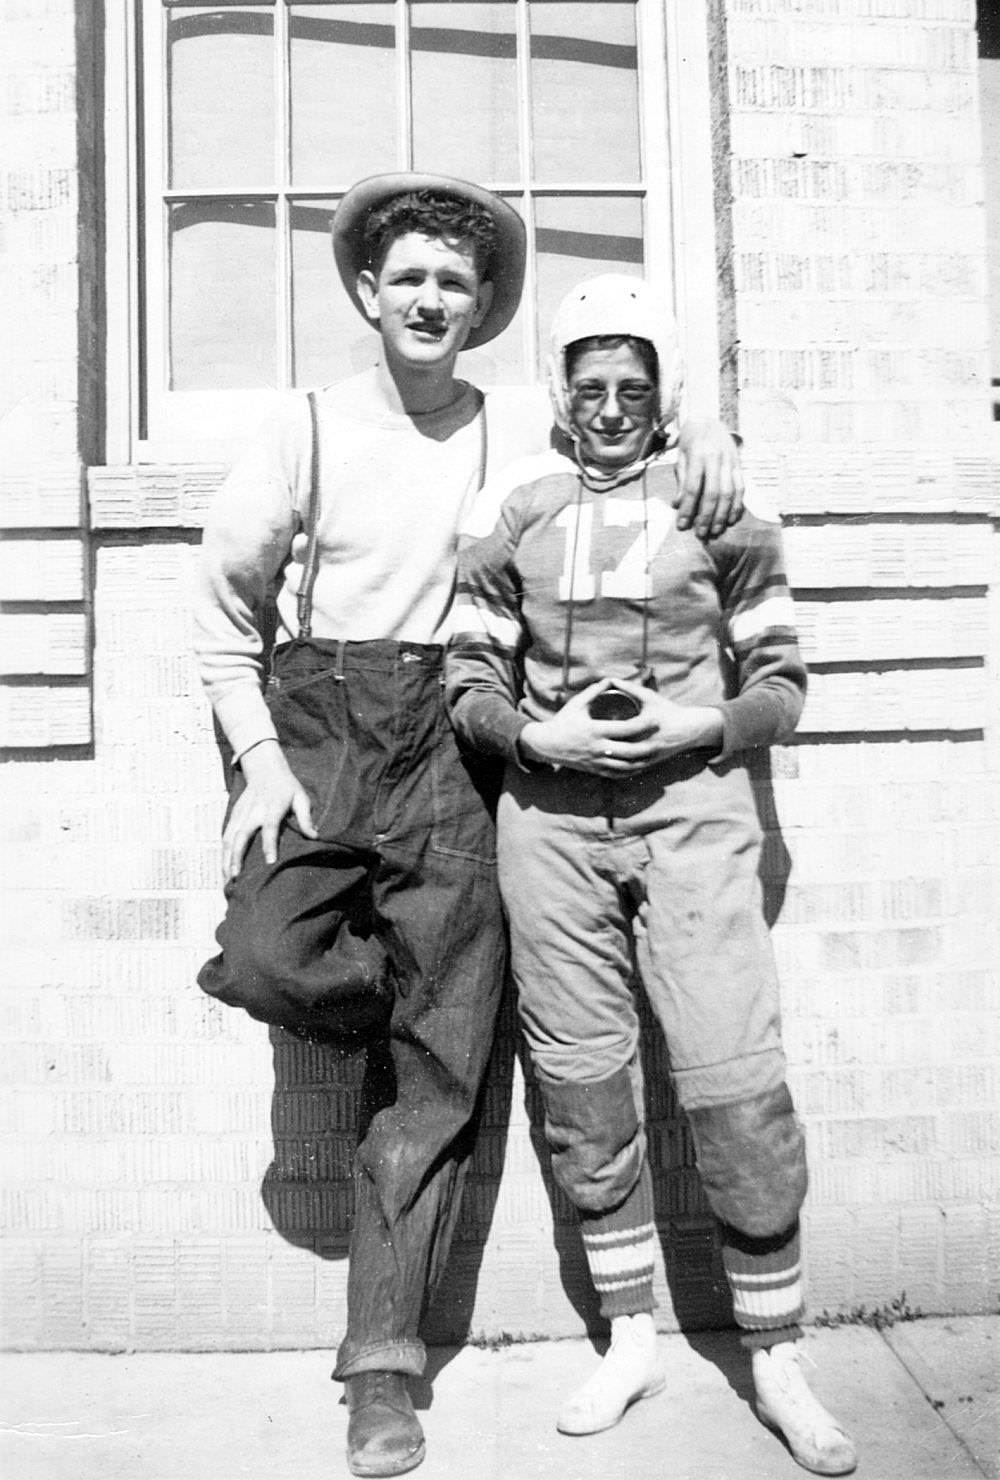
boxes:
[199,393,507,1379]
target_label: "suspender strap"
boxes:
[296,390,322,639]
[476,399,488,491]
[639,469,650,673]
[297,389,487,643]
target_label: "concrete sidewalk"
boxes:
[2,1316,996,1480]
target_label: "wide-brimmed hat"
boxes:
[332,172,526,349]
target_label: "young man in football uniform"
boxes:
[447,274,857,1476]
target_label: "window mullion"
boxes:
[143,0,170,423]
[515,0,536,376]
[397,0,412,169]
[662,0,720,418]
[636,0,671,293]
[161,186,278,199]
[276,0,292,389]
[104,0,139,462]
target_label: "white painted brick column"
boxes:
[0,0,94,748]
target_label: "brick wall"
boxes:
[1,0,997,1350]
[0,0,93,749]
[724,0,999,1317]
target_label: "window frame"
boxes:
[103,0,722,465]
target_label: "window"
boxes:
[105,0,720,461]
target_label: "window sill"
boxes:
[88,464,229,532]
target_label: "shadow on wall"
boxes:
[259,752,792,1343]
[750,748,792,929]
[260,986,518,1348]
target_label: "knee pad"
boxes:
[686,1083,808,1238]
[536,1062,645,1214]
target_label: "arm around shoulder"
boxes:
[674,416,745,538]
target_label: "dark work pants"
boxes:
[199,639,506,1378]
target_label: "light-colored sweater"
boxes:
[445,447,807,764]
[194,371,550,759]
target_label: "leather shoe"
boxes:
[345,1370,426,1477]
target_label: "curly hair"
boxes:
[362,190,499,278]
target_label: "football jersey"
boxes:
[446,447,806,763]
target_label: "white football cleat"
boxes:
[752,1341,858,1475]
[557,1313,665,1436]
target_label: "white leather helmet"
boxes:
[547,273,684,441]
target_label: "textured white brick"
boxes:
[0,686,91,747]
[0,540,84,600]
[0,614,87,675]
[784,523,993,586]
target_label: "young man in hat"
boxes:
[194,173,744,1478]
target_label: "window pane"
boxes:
[167,8,275,188]
[169,200,277,389]
[290,5,397,185]
[411,3,519,181]
[534,193,643,370]
[459,311,527,387]
[291,199,380,385]
[530,2,639,184]
[457,193,527,386]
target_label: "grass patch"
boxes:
[814,1292,922,1331]
[466,1330,531,1350]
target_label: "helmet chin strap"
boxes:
[570,424,675,492]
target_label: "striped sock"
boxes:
[722,1221,805,1345]
[580,1161,656,1319]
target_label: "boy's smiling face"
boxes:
[357,230,493,374]
[567,341,658,471]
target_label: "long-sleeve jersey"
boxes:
[445,447,807,764]
[193,371,551,760]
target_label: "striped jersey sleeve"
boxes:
[445,456,555,761]
[711,505,807,757]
